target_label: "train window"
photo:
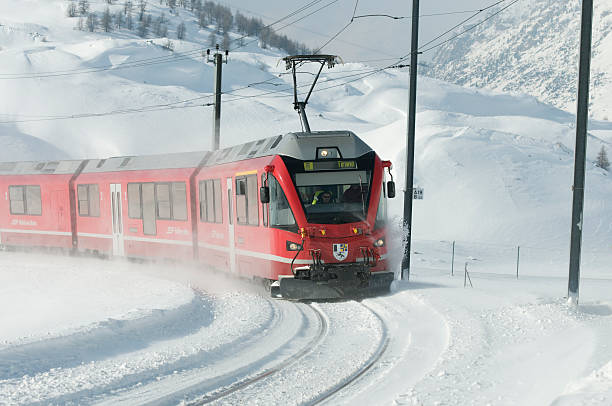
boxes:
[156,183,171,220]
[26,186,42,215]
[268,176,297,233]
[199,179,223,223]
[375,181,387,230]
[90,184,100,216]
[142,183,156,235]
[9,185,42,215]
[235,175,258,226]
[213,179,222,223]
[128,183,142,218]
[77,184,100,217]
[199,181,206,221]
[9,186,25,214]
[235,177,247,225]
[205,180,214,222]
[247,175,259,226]
[171,182,187,221]
[261,174,268,227]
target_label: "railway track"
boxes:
[187,300,390,406]
[185,303,329,405]
[305,302,390,405]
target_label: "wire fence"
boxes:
[405,238,612,281]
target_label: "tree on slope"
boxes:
[66,1,77,17]
[86,12,97,32]
[176,21,186,40]
[596,146,610,171]
[115,10,124,28]
[101,7,113,32]
[78,0,90,16]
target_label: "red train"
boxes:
[0,131,395,299]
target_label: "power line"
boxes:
[0,0,332,80]
[352,2,509,20]
[0,0,521,123]
[226,2,399,58]
[418,0,520,54]
[313,0,359,54]
[229,0,342,52]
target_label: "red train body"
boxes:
[0,131,395,299]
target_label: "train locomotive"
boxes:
[0,130,396,299]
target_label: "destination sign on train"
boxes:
[303,160,357,171]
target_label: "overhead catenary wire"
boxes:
[312,0,358,54]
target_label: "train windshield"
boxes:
[295,170,371,224]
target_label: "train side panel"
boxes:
[0,174,73,249]
[75,168,196,260]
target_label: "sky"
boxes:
[220,0,497,64]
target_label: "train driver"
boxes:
[312,190,333,204]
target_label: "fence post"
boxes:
[516,245,520,279]
[464,261,473,288]
[451,240,455,276]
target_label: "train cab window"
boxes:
[235,175,258,226]
[268,176,297,233]
[77,184,100,217]
[374,180,387,230]
[199,179,222,223]
[261,174,268,227]
[9,185,41,215]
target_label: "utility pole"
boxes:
[568,0,594,305]
[401,0,419,280]
[207,44,228,151]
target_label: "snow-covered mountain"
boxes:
[425,0,612,121]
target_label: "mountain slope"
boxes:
[425,0,612,121]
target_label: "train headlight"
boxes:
[373,238,385,247]
[286,241,303,251]
[317,147,340,159]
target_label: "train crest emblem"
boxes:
[333,243,348,261]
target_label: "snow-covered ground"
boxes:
[2,0,612,404]
[3,249,612,405]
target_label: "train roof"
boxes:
[0,159,85,176]
[81,150,208,173]
[0,131,374,175]
[204,130,373,167]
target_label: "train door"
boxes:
[51,190,64,231]
[226,177,236,273]
[110,184,124,256]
